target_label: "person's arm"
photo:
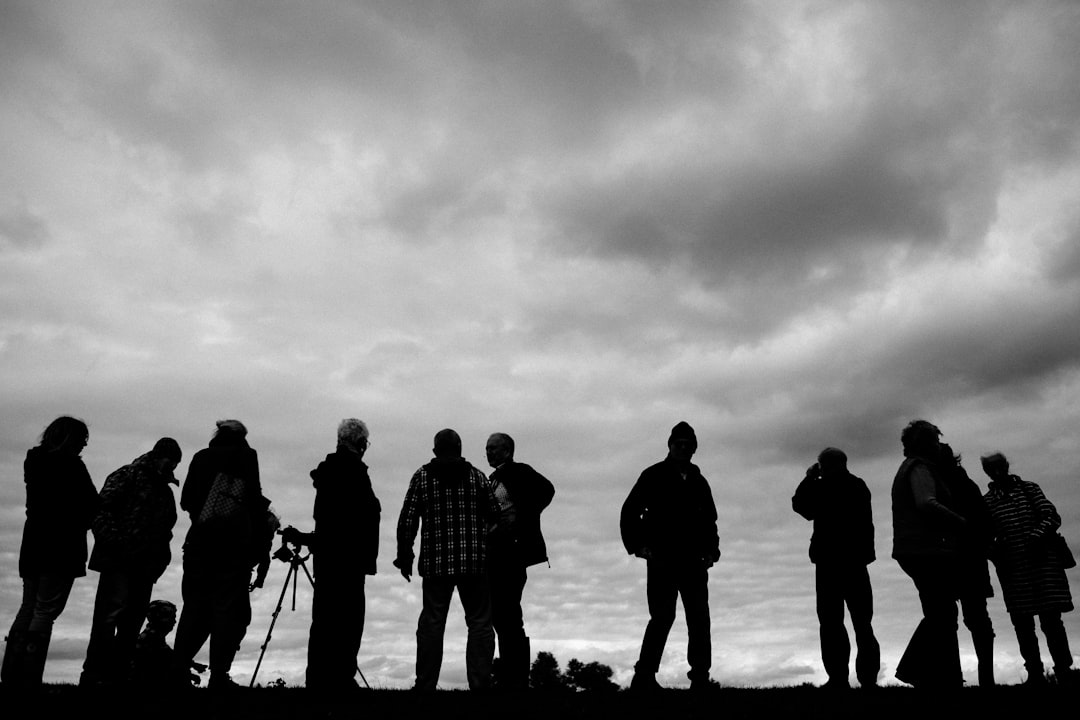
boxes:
[910,465,966,527]
[791,466,820,520]
[620,474,650,557]
[394,471,422,581]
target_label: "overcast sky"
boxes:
[2,0,1079,690]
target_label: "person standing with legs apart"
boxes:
[395,429,499,691]
[2,417,98,687]
[981,452,1076,686]
[622,421,721,691]
[485,432,555,689]
[891,420,966,689]
[792,447,880,689]
[80,438,182,687]
[282,418,381,692]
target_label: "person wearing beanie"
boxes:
[621,421,721,691]
[79,437,182,687]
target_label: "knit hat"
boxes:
[668,421,697,444]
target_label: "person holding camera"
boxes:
[792,447,880,689]
[282,418,381,692]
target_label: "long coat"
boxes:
[983,476,1073,615]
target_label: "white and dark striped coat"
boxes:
[983,476,1073,615]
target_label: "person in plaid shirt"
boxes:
[395,428,499,691]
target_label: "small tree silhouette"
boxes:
[564,658,619,692]
[530,651,567,690]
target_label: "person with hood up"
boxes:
[394,429,499,691]
[282,418,381,691]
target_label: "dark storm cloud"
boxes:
[0,203,50,249]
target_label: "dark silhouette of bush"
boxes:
[564,658,619,692]
[530,651,568,690]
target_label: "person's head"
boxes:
[938,442,960,466]
[667,421,697,462]
[981,452,1010,481]
[212,419,247,442]
[817,447,847,478]
[486,433,514,469]
[433,429,462,460]
[145,599,177,634]
[150,437,182,474]
[39,416,89,455]
[337,418,370,456]
[901,420,941,458]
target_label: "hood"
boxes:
[310,446,367,490]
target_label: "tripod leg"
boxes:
[249,563,297,688]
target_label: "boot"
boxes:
[1,631,27,685]
[22,631,50,687]
[974,634,995,687]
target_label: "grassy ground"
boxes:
[1,683,1072,720]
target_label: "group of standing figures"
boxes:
[793,420,1077,690]
[0,415,1075,692]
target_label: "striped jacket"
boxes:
[396,457,498,577]
[983,476,1073,615]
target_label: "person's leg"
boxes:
[113,574,154,683]
[679,564,712,686]
[815,563,850,686]
[490,558,528,688]
[2,578,43,685]
[959,592,994,686]
[845,565,880,688]
[173,564,212,665]
[80,570,130,685]
[415,577,453,691]
[308,571,365,690]
[208,568,252,684]
[458,574,496,690]
[1010,612,1043,682]
[23,574,75,687]
[895,558,960,688]
[1038,613,1073,676]
[634,560,678,687]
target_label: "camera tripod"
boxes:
[249,539,370,689]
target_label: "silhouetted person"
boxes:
[981,452,1076,685]
[892,420,966,689]
[484,432,555,689]
[173,419,275,690]
[282,418,381,691]
[394,429,499,691]
[937,443,995,686]
[621,421,720,691]
[2,416,98,687]
[130,600,205,688]
[792,447,880,689]
[80,437,182,687]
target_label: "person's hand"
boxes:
[393,557,412,582]
[251,560,269,591]
[281,526,304,546]
[634,546,653,560]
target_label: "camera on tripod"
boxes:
[273,525,312,563]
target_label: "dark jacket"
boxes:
[891,456,966,558]
[488,461,555,568]
[792,470,875,565]
[620,457,720,565]
[180,435,268,569]
[310,446,381,576]
[18,446,99,578]
[938,459,993,597]
[89,451,178,580]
